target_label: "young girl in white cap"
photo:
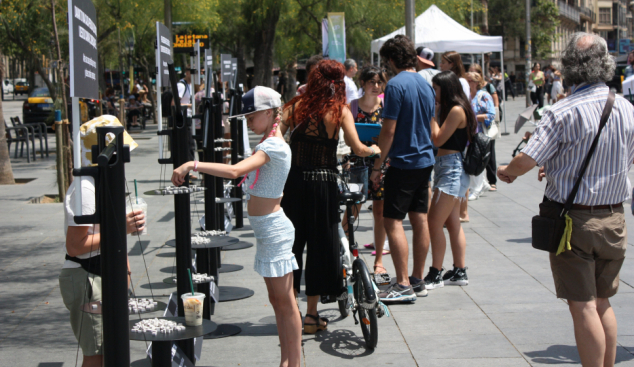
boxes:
[172,86,301,367]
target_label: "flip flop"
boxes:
[303,314,328,334]
[372,250,390,256]
[364,243,375,249]
[373,264,388,275]
[489,184,497,192]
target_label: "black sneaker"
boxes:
[444,267,468,286]
[424,267,444,290]
[408,276,428,297]
[442,265,457,281]
[378,283,416,302]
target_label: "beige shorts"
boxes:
[59,267,103,356]
[547,206,627,302]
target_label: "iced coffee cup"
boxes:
[126,197,147,235]
[181,292,205,326]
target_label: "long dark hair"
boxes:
[432,71,476,141]
[358,66,387,87]
[442,51,466,79]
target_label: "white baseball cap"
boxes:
[230,86,282,118]
[417,47,435,67]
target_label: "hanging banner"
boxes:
[220,54,232,84]
[68,0,98,99]
[326,12,346,63]
[156,22,172,87]
[195,40,202,84]
[231,57,238,88]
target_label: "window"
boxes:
[599,7,611,24]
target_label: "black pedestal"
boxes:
[203,323,242,339]
[222,241,253,251]
[219,286,255,302]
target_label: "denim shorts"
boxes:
[433,153,470,198]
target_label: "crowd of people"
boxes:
[61,31,634,367]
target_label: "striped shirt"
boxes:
[522,83,634,205]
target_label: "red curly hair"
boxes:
[285,60,347,128]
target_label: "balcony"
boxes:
[580,6,596,23]
[558,1,581,24]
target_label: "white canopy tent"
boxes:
[371,5,509,134]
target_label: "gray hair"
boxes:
[344,59,357,71]
[561,32,615,85]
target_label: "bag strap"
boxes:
[561,90,615,217]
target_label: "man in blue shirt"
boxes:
[371,35,436,302]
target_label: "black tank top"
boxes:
[289,106,339,169]
[439,127,468,151]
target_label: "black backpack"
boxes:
[462,132,492,176]
[161,90,173,117]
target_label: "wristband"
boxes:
[368,147,376,157]
[193,161,199,172]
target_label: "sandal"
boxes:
[373,265,388,275]
[364,243,375,249]
[304,314,328,334]
[489,184,497,192]
[371,250,390,256]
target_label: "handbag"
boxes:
[462,132,492,176]
[484,114,499,139]
[531,91,615,253]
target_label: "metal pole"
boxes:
[471,0,474,30]
[525,0,532,107]
[190,54,196,135]
[72,97,82,216]
[405,0,415,44]
[156,23,164,159]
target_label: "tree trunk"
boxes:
[0,54,16,185]
[481,0,489,34]
[252,7,281,88]
[283,60,297,103]
[236,42,247,89]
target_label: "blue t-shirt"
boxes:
[382,71,435,169]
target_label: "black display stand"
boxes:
[154,63,196,362]
[129,317,217,367]
[228,86,244,228]
[73,126,131,366]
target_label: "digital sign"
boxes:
[174,34,208,50]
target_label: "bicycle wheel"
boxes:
[353,259,378,349]
[338,243,350,318]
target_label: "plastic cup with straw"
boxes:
[134,179,139,204]
[181,269,205,326]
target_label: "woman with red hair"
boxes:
[280,60,380,333]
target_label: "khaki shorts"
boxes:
[548,206,627,302]
[59,267,103,356]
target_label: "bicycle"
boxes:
[333,156,388,349]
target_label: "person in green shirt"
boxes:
[529,63,545,108]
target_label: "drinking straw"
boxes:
[187,269,195,296]
[134,179,139,204]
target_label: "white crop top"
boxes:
[243,137,291,199]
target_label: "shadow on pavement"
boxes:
[313,328,374,359]
[523,344,634,364]
[507,237,532,243]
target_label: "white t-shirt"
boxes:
[63,177,100,269]
[459,78,470,99]
[177,80,193,116]
[344,76,358,103]
[418,69,441,87]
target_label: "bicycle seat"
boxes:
[339,189,363,203]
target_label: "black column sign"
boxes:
[156,22,173,87]
[68,0,98,100]
[231,57,238,87]
[220,54,232,85]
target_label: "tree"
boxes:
[488,0,559,59]
[0,0,58,98]
[0,52,15,185]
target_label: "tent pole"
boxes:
[501,49,509,135]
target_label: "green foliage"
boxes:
[488,0,559,59]
[275,0,479,66]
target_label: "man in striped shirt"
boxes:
[498,32,634,367]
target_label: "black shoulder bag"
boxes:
[531,91,615,253]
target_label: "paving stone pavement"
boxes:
[1,97,634,366]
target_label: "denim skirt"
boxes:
[433,153,470,198]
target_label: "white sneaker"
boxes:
[468,192,479,201]
[483,180,491,192]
